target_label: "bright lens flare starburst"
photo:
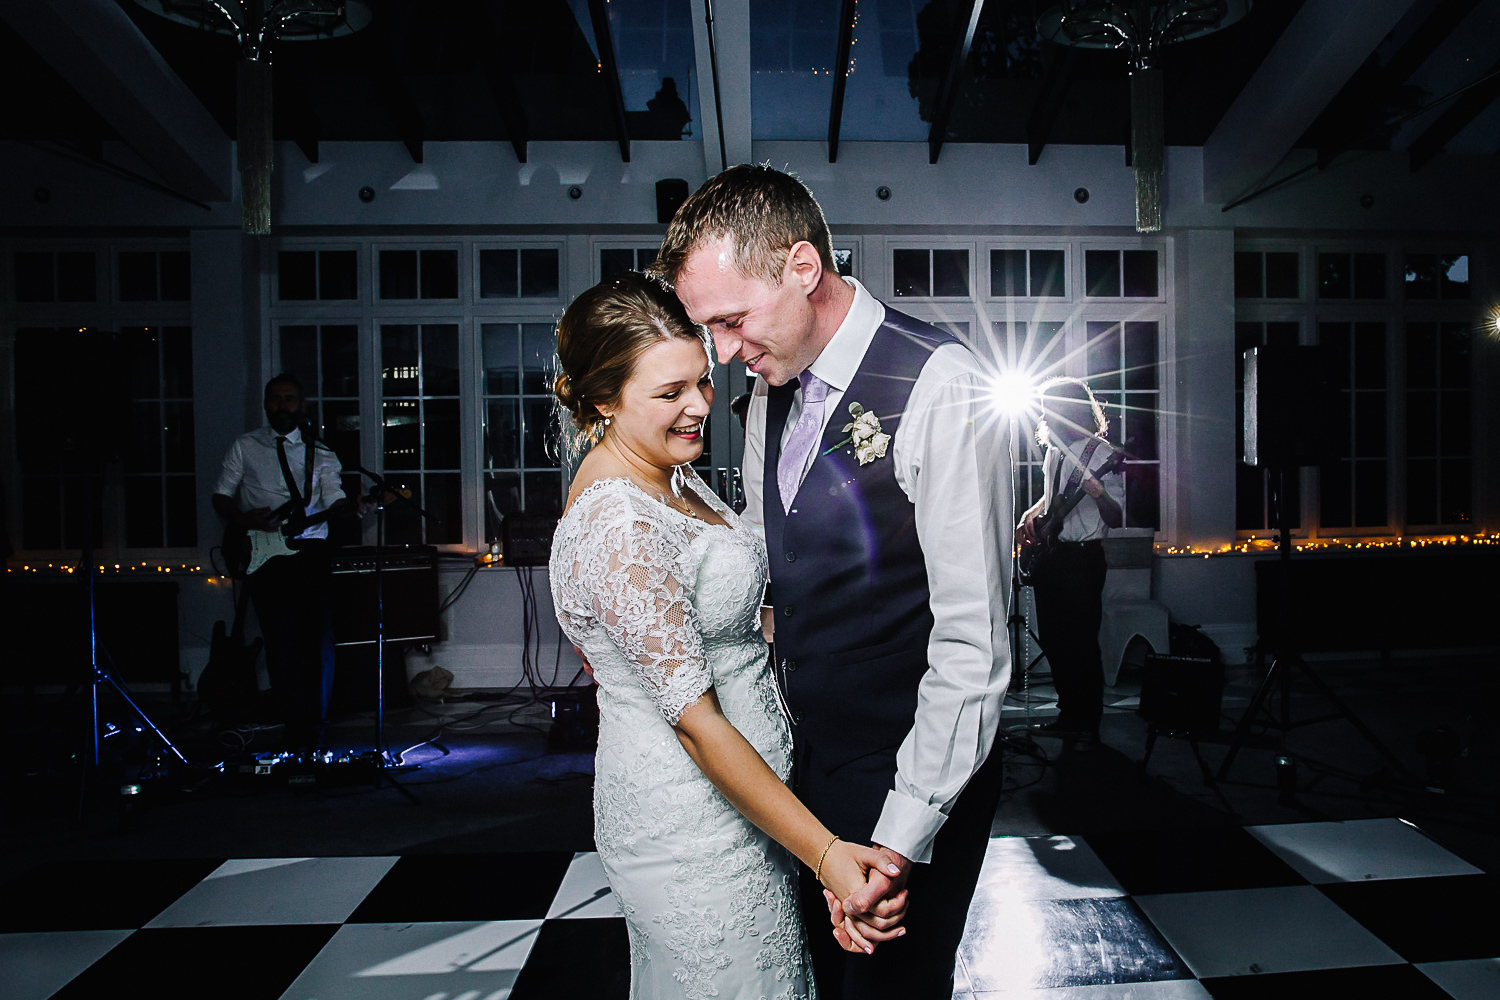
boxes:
[990,369,1037,417]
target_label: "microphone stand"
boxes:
[305,426,431,804]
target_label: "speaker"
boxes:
[656,178,689,224]
[502,515,558,567]
[330,546,439,646]
[1139,654,1224,735]
[1242,345,1339,468]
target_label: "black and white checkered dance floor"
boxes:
[5,817,1496,999]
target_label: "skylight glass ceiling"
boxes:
[838,0,930,141]
[751,0,841,140]
[592,0,699,140]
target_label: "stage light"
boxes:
[991,370,1036,416]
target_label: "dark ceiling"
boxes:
[1,0,1495,172]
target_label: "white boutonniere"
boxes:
[823,401,891,465]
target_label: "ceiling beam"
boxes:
[688,0,725,175]
[1310,0,1482,168]
[1408,55,1500,171]
[281,68,321,164]
[1027,46,1076,166]
[469,0,528,163]
[363,11,424,163]
[710,0,752,167]
[1202,0,1415,205]
[0,0,231,201]
[827,0,857,163]
[927,0,986,165]
[586,0,631,163]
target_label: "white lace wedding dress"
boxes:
[550,474,815,1000]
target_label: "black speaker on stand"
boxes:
[1217,346,1405,789]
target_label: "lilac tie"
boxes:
[777,371,830,513]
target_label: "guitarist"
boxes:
[1018,377,1122,752]
[212,373,355,753]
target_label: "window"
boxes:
[1319,321,1387,529]
[832,248,855,277]
[1085,249,1158,297]
[122,327,196,546]
[1403,254,1469,300]
[1235,251,1299,299]
[482,322,563,535]
[600,247,659,280]
[279,323,364,545]
[1317,252,1385,299]
[14,251,97,302]
[990,249,1065,298]
[1086,321,1159,529]
[479,248,560,299]
[892,248,969,297]
[380,249,459,300]
[380,324,462,544]
[1234,321,1301,532]
[1405,323,1471,526]
[118,251,190,302]
[276,250,358,300]
[14,327,194,550]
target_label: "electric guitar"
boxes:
[237,485,407,576]
[197,578,262,723]
[242,500,343,576]
[1018,450,1127,582]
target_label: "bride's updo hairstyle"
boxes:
[554,271,709,456]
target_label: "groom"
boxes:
[656,165,1012,998]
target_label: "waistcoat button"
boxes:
[792,711,804,725]
[785,550,796,562]
[782,605,794,618]
[783,659,797,672]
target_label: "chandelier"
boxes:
[1037,1,1252,232]
[136,1,373,234]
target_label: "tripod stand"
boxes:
[1215,466,1406,784]
[74,460,191,820]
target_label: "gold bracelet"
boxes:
[813,835,840,884]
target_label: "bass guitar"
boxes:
[1018,450,1127,582]
[197,578,262,723]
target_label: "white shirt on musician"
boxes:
[214,426,346,541]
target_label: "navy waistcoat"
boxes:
[763,309,959,771]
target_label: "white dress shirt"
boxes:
[1035,433,1123,543]
[741,278,1013,864]
[213,426,346,541]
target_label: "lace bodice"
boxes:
[550,472,811,1000]
[551,473,773,728]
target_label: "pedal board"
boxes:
[230,750,382,787]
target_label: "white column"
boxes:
[1171,228,1237,549]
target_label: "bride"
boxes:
[549,273,904,999]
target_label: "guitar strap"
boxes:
[274,433,317,544]
[1048,438,1101,516]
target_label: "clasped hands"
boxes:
[816,841,912,955]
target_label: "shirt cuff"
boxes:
[870,790,949,865]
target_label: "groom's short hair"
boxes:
[652,164,839,287]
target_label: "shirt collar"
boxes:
[806,277,885,393]
[261,425,303,445]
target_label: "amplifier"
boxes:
[502,516,559,567]
[330,546,439,646]
[1139,654,1225,735]
[330,545,438,573]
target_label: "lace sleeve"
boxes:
[587,499,711,726]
